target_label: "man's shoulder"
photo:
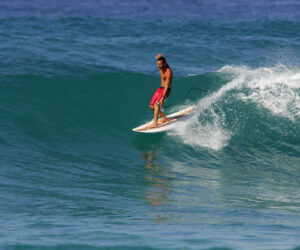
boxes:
[167,67,173,76]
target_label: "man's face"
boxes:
[157,60,164,69]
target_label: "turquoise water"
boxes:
[1,1,300,249]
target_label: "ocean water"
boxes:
[1,0,300,249]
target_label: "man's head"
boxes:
[156,56,167,69]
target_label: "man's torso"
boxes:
[159,67,173,88]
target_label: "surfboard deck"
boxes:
[132,106,195,133]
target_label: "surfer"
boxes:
[149,53,173,128]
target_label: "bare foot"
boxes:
[148,123,158,129]
[158,118,168,124]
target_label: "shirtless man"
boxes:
[149,54,173,128]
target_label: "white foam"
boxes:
[169,64,300,150]
[224,64,300,121]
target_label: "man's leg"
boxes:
[150,104,167,121]
[158,107,168,123]
[150,104,168,128]
[153,104,160,127]
[158,99,168,123]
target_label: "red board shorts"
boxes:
[150,87,171,105]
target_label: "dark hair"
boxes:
[157,56,166,64]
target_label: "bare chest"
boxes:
[159,70,172,82]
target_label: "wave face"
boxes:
[3,65,299,153]
[1,1,300,249]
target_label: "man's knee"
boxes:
[149,104,154,110]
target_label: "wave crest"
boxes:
[169,64,300,150]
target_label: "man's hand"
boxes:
[155,53,163,59]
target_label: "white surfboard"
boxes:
[132,106,195,133]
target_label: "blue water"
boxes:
[1,1,300,249]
